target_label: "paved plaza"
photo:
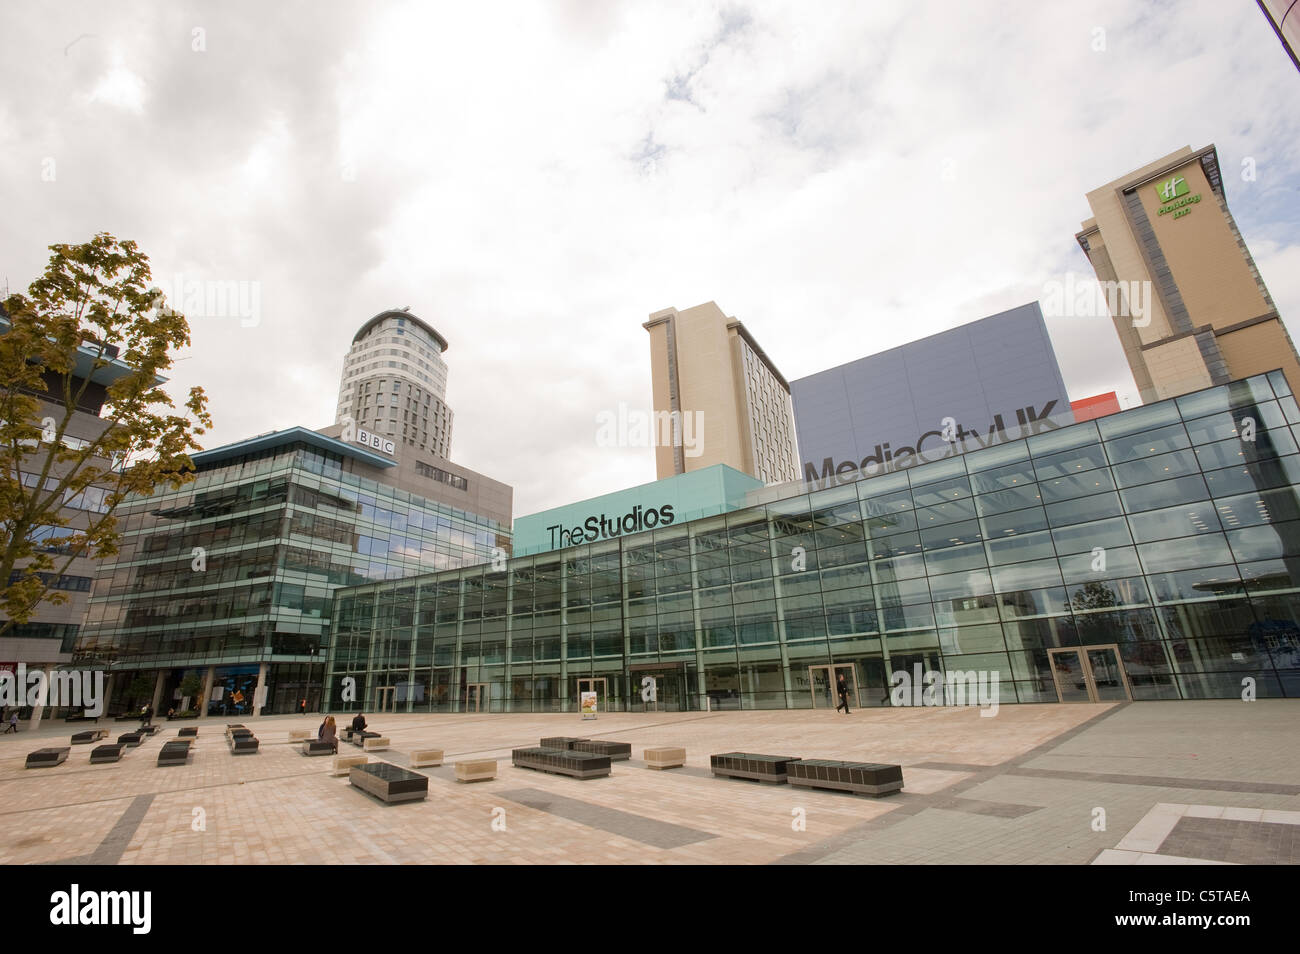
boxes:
[1,701,1296,865]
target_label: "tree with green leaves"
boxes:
[0,233,211,637]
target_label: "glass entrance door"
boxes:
[464,682,488,712]
[576,677,608,714]
[1048,644,1132,703]
[1085,646,1131,701]
[808,664,860,709]
[375,686,396,712]
[629,666,689,712]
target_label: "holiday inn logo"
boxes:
[1154,171,1201,220]
[1155,174,1188,202]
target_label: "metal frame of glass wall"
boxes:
[326,371,1300,712]
[76,440,508,715]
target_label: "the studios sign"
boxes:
[547,503,675,549]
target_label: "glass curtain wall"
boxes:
[327,372,1300,711]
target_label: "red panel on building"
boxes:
[1071,392,1122,422]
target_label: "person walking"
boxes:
[3,710,17,734]
[835,673,851,714]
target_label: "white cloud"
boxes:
[3,0,1298,519]
[87,62,147,113]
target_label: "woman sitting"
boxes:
[320,716,338,754]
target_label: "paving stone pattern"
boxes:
[0,701,1294,865]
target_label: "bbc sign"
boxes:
[790,302,1074,485]
[356,428,396,456]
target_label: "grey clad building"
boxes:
[791,303,1074,484]
[0,306,131,695]
[325,370,1300,714]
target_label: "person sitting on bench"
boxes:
[350,713,367,735]
[320,716,338,754]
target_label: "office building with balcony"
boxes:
[74,423,512,717]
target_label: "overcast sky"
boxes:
[3,1,1298,519]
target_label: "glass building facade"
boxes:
[75,430,509,715]
[327,372,1300,713]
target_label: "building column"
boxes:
[253,662,268,716]
[200,665,215,719]
[150,671,166,717]
[27,666,53,731]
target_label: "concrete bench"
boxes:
[177,726,198,738]
[140,724,160,736]
[710,752,802,785]
[225,724,246,738]
[332,754,369,776]
[71,729,108,744]
[90,743,125,764]
[288,729,311,743]
[455,759,497,782]
[228,736,259,755]
[157,741,193,766]
[409,749,444,768]
[117,732,144,747]
[643,746,686,770]
[301,740,335,756]
[363,737,390,752]
[786,759,904,797]
[351,730,381,748]
[349,762,428,804]
[573,740,631,761]
[539,736,588,750]
[26,747,70,768]
[513,747,611,780]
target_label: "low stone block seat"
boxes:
[455,759,497,782]
[157,741,193,766]
[710,752,802,784]
[140,724,160,736]
[362,737,390,752]
[332,754,368,776]
[409,749,444,768]
[786,760,904,797]
[512,747,611,779]
[71,729,108,744]
[350,730,381,748]
[301,740,335,756]
[90,744,124,764]
[117,732,144,747]
[228,735,259,755]
[573,739,631,761]
[643,746,686,769]
[26,747,70,768]
[177,726,198,738]
[349,762,428,803]
[539,736,588,750]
